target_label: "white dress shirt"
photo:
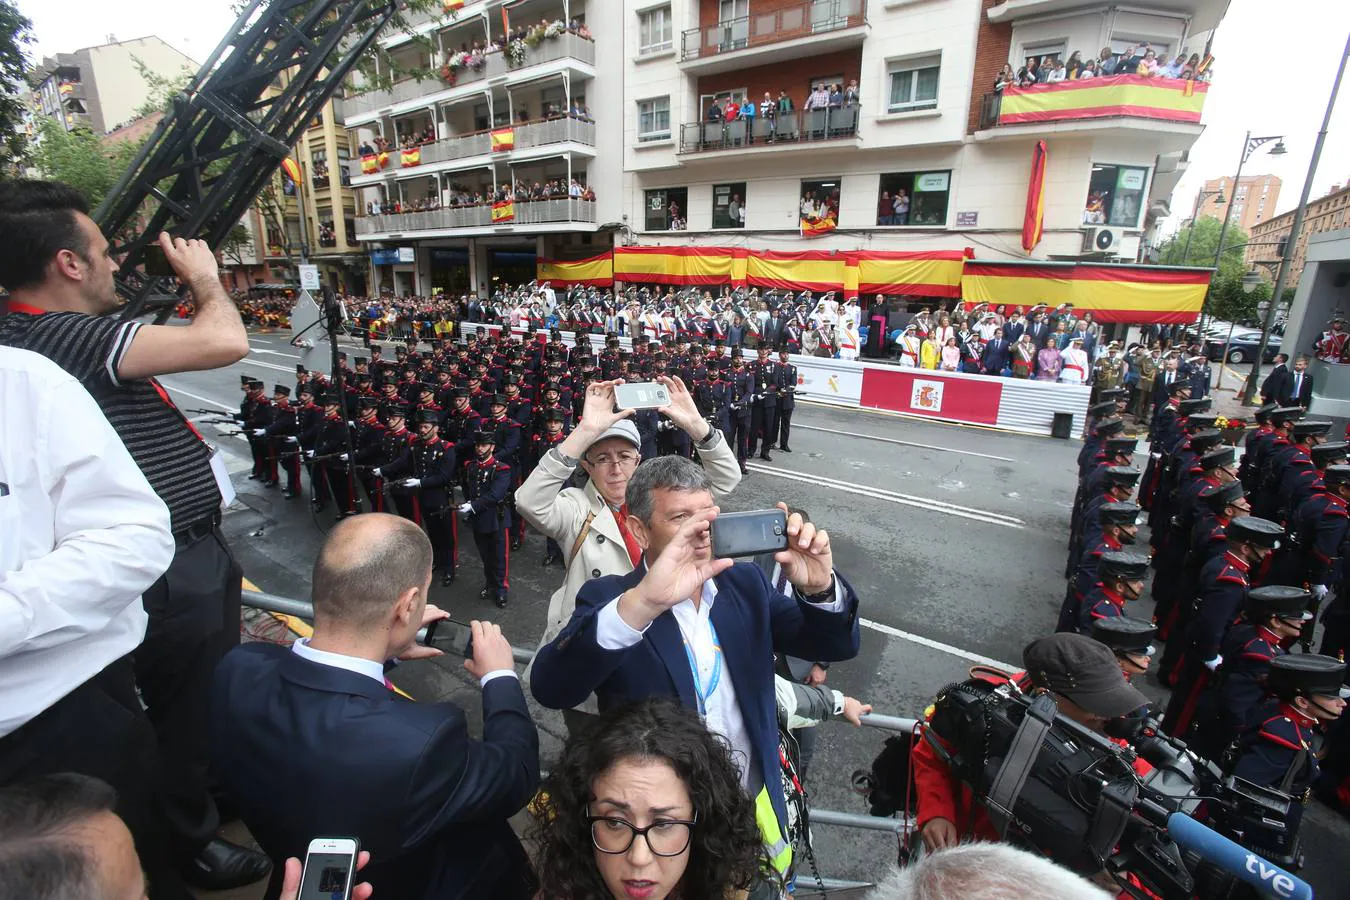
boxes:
[291,636,518,688]
[595,569,846,787]
[0,346,174,737]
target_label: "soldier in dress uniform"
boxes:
[727,353,754,474]
[748,345,779,461]
[305,392,355,517]
[1161,516,1284,733]
[1066,461,1138,578]
[1189,585,1311,761]
[368,401,415,518]
[480,393,526,549]
[1158,480,1254,647]
[696,356,732,446]
[350,396,387,507]
[1091,616,1156,683]
[1277,441,1348,525]
[530,408,572,566]
[1074,551,1149,634]
[458,428,514,608]
[261,384,301,498]
[773,346,797,453]
[1256,419,1333,520]
[1238,403,1278,489]
[1227,654,1348,866]
[532,381,573,435]
[384,408,460,587]
[1247,407,1305,514]
[1059,501,1139,632]
[238,379,272,480]
[1139,380,1192,512]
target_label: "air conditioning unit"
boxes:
[1081,226,1124,254]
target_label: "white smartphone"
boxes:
[298,837,360,900]
[613,382,671,410]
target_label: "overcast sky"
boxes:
[17,0,1349,237]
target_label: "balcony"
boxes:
[345,33,596,122]
[986,0,1228,32]
[974,75,1208,150]
[348,116,596,181]
[677,107,859,156]
[679,0,866,75]
[355,198,597,237]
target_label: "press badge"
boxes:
[209,446,237,508]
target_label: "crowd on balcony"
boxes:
[317,220,338,248]
[996,43,1214,92]
[800,188,839,225]
[361,178,595,217]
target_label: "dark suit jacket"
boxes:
[761,316,786,348]
[210,644,539,900]
[1261,364,1290,404]
[530,562,860,832]
[1280,371,1313,407]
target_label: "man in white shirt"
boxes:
[1059,336,1091,385]
[0,345,179,895]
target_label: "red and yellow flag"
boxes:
[799,214,837,237]
[997,74,1207,126]
[443,0,464,10]
[400,147,422,167]
[377,150,390,169]
[360,154,379,174]
[280,157,302,184]
[961,262,1211,324]
[1022,139,1047,254]
[490,127,515,152]
[537,252,614,286]
[491,199,515,223]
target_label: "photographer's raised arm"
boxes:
[118,233,250,380]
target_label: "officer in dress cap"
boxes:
[1060,502,1140,631]
[1091,616,1156,681]
[458,428,513,607]
[1075,551,1149,635]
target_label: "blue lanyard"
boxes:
[682,620,722,719]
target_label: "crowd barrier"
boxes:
[455,322,1091,437]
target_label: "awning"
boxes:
[960,261,1212,324]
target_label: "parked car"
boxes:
[1204,330,1280,364]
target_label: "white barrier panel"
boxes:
[792,355,864,407]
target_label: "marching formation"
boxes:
[229,326,801,607]
[1062,386,1350,867]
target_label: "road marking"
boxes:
[238,357,298,374]
[860,617,1014,669]
[250,346,301,358]
[746,464,1025,529]
[159,383,234,411]
[791,423,1017,462]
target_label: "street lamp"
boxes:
[1242,269,1267,294]
[1180,189,1225,265]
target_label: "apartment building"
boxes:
[342,0,618,296]
[30,36,196,135]
[1196,173,1281,233]
[620,0,1228,288]
[1247,180,1350,291]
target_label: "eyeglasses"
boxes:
[587,813,697,857]
[586,451,641,468]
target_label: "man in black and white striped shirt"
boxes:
[0,180,270,892]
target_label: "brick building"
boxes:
[1247,180,1350,290]
[1195,173,1281,233]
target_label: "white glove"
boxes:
[458,502,473,516]
[305,450,315,459]
[347,420,355,427]
[403,478,421,488]
[339,453,349,461]
[1312,584,1329,600]
[372,467,382,478]
[252,428,266,437]
[285,436,298,444]
[1202,655,1223,672]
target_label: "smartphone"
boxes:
[297,837,359,900]
[143,243,174,277]
[424,619,474,658]
[613,382,671,411]
[711,509,788,559]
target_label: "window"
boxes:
[1021,43,1065,68]
[887,55,939,113]
[645,187,688,231]
[799,177,840,222]
[1085,164,1149,227]
[712,182,746,229]
[637,97,671,142]
[877,171,950,226]
[639,6,673,55]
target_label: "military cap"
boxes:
[1253,403,1278,424]
[1227,516,1283,548]
[247,379,265,390]
[1199,447,1236,470]
[356,396,379,410]
[1245,586,1313,622]
[1095,418,1126,438]
[355,357,368,366]
[1292,420,1333,439]
[1099,502,1141,527]
[1167,379,1193,396]
[1089,401,1117,419]
[394,345,408,356]
[1200,480,1245,510]
[297,382,315,396]
[317,392,339,406]
[379,400,407,419]
[1103,466,1142,486]
[706,356,722,367]
[490,392,509,406]
[355,373,373,384]
[504,373,521,386]
[1324,464,1350,487]
[1311,443,1348,468]
[472,428,498,444]
[417,382,435,395]
[1266,654,1350,700]
[1186,414,1221,432]
[1098,551,1150,581]
[370,345,384,354]
[1188,430,1224,454]
[542,408,567,423]
[1270,406,1304,425]
[1098,388,1127,402]
[1092,616,1157,656]
[295,364,307,374]
[1178,398,1212,416]
[1104,437,1138,457]
[467,372,483,382]
[273,384,291,397]
[337,351,349,360]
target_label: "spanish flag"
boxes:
[490,127,515,152]
[961,261,1211,324]
[799,214,837,237]
[400,147,422,167]
[377,150,390,169]
[491,199,515,223]
[280,157,303,184]
[537,251,613,286]
[360,154,379,174]
[997,74,1207,126]
[443,0,463,9]
[1021,139,1047,253]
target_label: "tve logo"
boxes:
[1245,854,1298,898]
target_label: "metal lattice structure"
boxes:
[95,0,396,322]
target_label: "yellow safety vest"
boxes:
[753,785,792,879]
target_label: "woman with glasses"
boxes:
[516,376,742,729]
[532,699,768,900]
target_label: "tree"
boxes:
[0,0,34,171]
[220,222,253,266]
[131,56,195,119]
[1159,215,1250,278]
[29,117,141,209]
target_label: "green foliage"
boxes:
[29,116,141,209]
[350,0,449,93]
[1207,271,1265,324]
[1159,216,1250,278]
[0,0,34,170]
[220,222,253,264]
[131,55,195,119]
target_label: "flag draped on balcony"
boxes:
[799,213,837,237]
[1021,139,1047,253]
[360,154,379,174]
[490,127,515,152]
[491,199,515,223]
[996,74,1208,125]
[280,158,302,184]
[443,0,464,9]
[961,261,1211,324]
[537,251,613,286]
[400,147,422,167]
[377,151,390,169]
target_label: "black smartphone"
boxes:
[424,619,473,658]
[143,243,174,277]
[711,509,788,559]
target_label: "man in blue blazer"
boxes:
[530,456,861,870]
[210,514,540,900]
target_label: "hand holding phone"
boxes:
[463,620,515,680]
[710,509,788,559]
[292,838,364,900]
[613,381,672,411]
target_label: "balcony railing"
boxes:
[677,107,858,154]
[977,74,1209,130]
[348,116,596,179]
[680,0,864,61]
[355,198,597,234]
[345,33,597,118]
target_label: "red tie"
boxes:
[384,677,396,692]
[615,503,642,567]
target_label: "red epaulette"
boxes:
[1239,636,1279,662]
[494,462,512,472]
[1257,715,1305,751]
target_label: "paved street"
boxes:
[176,329,1349,898]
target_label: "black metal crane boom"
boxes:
[95,0,396,322]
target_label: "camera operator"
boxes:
[0,180,267,887]
[867,843,1112,900]
[912,633,1150,851]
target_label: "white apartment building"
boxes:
[621,0,1228,270]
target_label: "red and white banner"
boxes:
[859,368,1004,426]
